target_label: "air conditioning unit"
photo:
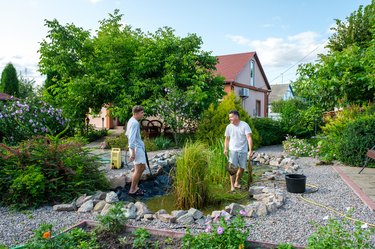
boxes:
[239,88,250,97]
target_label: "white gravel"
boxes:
[1,145,374,247]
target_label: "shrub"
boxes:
[337,115,375,166]
[196,92,260,148]
[21,223,99,249]
[153,136,174,150]
[252,117,285,146]
[283,135,318,157]
[105,133,128,149]
[95,203,127,234]
[0,97,69,145]
[272,99,323,138]
[0,135,109,209]
[308,217,374,249]
[174,141,209,209]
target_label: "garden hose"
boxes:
[299,183,375,228]
[255,179,375,227]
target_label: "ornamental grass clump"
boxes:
[174,141,209,209]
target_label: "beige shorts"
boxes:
[229,151,247,169]
[130,147,147,165]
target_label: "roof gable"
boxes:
[269,84,294,103]
[215,52,271,90]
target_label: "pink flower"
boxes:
[240,210,247,216]
[205,225,212,233]
[217,226,224,234]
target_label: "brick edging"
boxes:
[332,166,375,211]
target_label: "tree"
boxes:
[1,63,19,97]
[39,10,225,131]
[18,74,38,99]
[196,92,260,148]
[293,1,375,111]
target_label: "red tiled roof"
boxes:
[0,92,12,101]
[215,52,271,90]
[216,52,255,82]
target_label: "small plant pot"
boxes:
[285,174,306,193]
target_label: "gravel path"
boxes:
[1,145,374,247]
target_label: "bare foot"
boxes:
[234,184,241,189]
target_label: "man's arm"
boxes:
[224,136,230,157]
[246,133,253,159]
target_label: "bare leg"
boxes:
[129,163,146,193]
[234,168,244,188]
[230,174,236,192]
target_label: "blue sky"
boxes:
[0,0,372,86]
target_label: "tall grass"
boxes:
[174,140,247,210]
[174,141,210,209]
[206,140,227,186]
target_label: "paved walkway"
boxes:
[333,165,375,211]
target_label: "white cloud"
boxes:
[226,31,328,83]
[88,0,102,4]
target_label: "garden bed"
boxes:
[49,220,304,249]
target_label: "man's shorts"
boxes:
[229,151,248,169]
[130,147,147,165]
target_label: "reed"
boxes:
[174,141,210,209]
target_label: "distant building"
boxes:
[215,52,271,117]
[268,84,294,119]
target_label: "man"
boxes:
[224,110,253,192]
[125,105,146,196]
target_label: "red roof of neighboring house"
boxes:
[0,92,13,101]
[215,52,271,90]
[216,52,256,82]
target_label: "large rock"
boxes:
[171,210,188,219]
[78,200,94,213]
[176,213,195,225]
[187,208,203,220]
[93,200,107,212]
[107,173,127,189]
[158,214,176,223]
[224,203,245,215]
[105,191,119,203]
[135,201,153,218]
[124,203,137,219]
[76,194,91,208]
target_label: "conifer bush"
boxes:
[196,92,260,148]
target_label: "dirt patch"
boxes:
[96,230,183,249]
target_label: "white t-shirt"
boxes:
[225,121,252,153]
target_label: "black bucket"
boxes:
[285,174,306,193]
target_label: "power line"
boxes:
[269,39,328,83]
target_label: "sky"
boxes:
[0,0,372,86]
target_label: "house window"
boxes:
[256,100,261,117]
[250,60,255,86]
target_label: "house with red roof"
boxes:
[216,52,271,117]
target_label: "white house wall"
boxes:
[234,59,268,117]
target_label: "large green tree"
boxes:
[293,1,375,110]
[39,10,224,130]
[1,63,19,97]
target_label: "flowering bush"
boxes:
[308,215,374,249]
[21,223,99,249]
[0,135,109,209]
[0,97,69,145]
[283,135,319,157]
[182,211,250,249]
